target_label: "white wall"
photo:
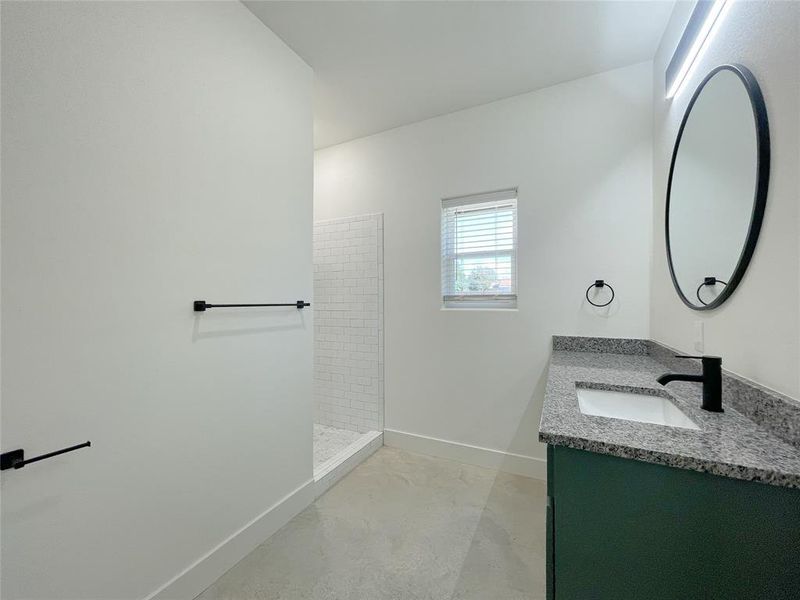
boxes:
[0,3,312,599]
[313,214,384,433]
[315,62,653,467]
[651,1,800,398]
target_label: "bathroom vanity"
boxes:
[540,336,800,600]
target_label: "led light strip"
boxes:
[666,0,732,99]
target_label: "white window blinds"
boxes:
[441,189,518,308]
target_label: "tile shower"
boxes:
[312,214,384,486]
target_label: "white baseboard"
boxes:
[145,478,316,600]
[384,429,546,480]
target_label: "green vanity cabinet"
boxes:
[546,445,800,600]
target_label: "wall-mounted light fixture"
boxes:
[665,0,732,99]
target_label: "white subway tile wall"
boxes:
[313,214,384,433]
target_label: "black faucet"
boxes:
[657,355,723,413]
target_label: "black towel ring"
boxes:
[695,277,728,306]
[586,280,615,308]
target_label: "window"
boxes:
[441,189,518,309]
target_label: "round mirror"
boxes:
[666,64,770,310]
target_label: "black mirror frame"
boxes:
[665,64,770,311]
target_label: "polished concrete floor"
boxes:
[197,447,546,600]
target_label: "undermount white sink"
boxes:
[576,386,700,430]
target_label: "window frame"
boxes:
[440,188,518,310]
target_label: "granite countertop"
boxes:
[539,337,800,489]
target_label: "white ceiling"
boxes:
[245,1,675,149]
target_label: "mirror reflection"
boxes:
[666,65,769,310]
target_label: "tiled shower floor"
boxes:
[313,424,366,469]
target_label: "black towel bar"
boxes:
[1,441,91,471]
[194,300,310,312]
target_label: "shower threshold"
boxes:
[313,424,382,496]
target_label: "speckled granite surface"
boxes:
[540,337,800,488]
[552,335,648,355]
[647,340,800,450]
